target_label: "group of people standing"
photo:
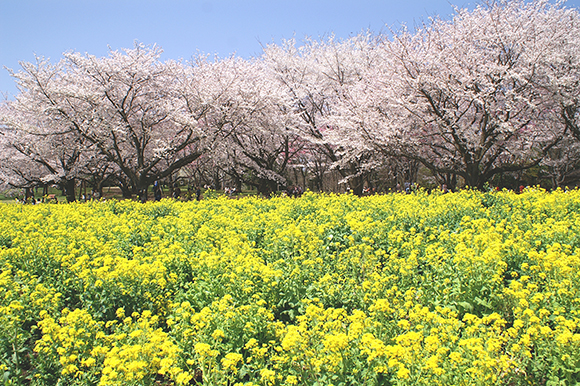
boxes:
[153,182,202,202]
[286,185,304,198]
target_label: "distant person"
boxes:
[186,186,193,201]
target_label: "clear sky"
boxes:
[1,0,579,99]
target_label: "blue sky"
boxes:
[2,0,580,99]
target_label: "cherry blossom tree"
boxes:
[330,0,575,189]
[538,3,580,143]
[62,44,215,201]
[262,35,382,195]
[0,123,89,202]
[541,134,580,187]
[172,54,280,194]
[0,61,98,202]
[0,127,49,193]
[216,57,304,195]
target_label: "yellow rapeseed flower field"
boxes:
[1,188,579,385]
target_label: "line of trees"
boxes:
[1,0,580,201]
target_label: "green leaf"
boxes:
[457,301,473,312]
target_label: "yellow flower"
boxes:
[397,366,410,379]
[260,368,276,383]
[221,352,243,371]
[286,375,299,385]
[212,329,226,341]
[195,342,218,358]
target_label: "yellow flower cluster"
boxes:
[1,188,580,385]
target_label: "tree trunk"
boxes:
[437,172,458,191]
[464,163,485,190]
[257,179,276,197]
[63,178,76,203]
[78,180,87,201]
[120,186,132,199]
[349,175,364,197]
[213,170,222,191]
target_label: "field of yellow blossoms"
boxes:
[1,189,579,385]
